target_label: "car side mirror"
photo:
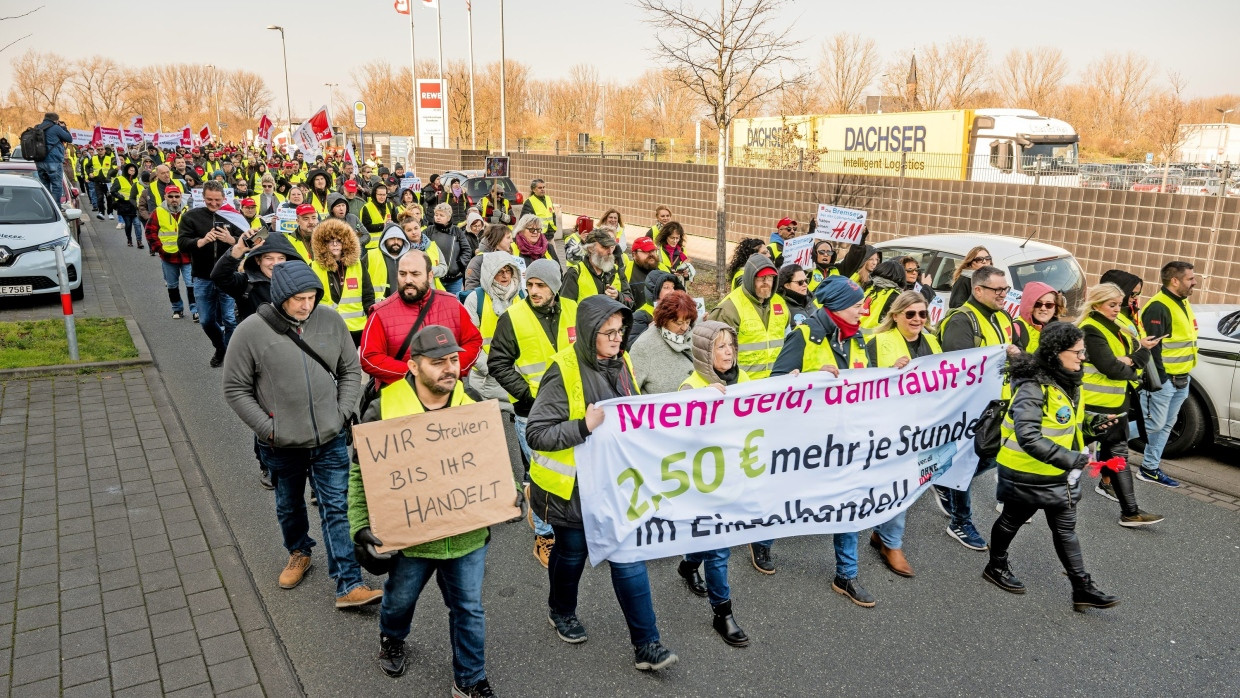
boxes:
[64,208,82,221]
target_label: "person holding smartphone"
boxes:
[177,180,243,367]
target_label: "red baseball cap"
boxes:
[343,180,358,193]
[630,236,656,253]
[194,166,204,174]
[575,216,594,234]
[777,217,796,229]
[164,185,182,194]
[295,204,316,217]
[755,267,778,278]
[191,148,200,154]
[240,197,256,207]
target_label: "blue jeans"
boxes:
[255,431,363,597]
[442,276,464,296]
[161,261,195,313]
[191,276,237,353]
[874,511,908,550]
[548,525,659,646]
[1140,376,1191,472]
[380,545,488,687]
[120,214,140,243]
[514,416,553,537]
[834,532,860,579]
[935,456,998,528]
[36,162,65,202]
[684,548,731,607]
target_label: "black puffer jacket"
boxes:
[626,270,682,347]
[996,352,1093,507]
[526,296,635,528]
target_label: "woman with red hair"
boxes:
[630,290,698,395]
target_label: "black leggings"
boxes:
[990,496,1087,584]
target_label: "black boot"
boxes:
[983,556,1026,594]
[711,600,749,647]
[677,560,707,597]
[1072,575,1119,612]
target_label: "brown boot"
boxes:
[278,551,312,589]
[335,585,384,609]
[534,535,554,569]
[870,532,914,577]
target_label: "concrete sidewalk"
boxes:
[0,209,301,695]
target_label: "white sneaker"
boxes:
[116,222,123,229]
[108,213,115,220]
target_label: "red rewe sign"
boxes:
[420,83,442,109]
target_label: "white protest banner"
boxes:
[1003,288,1022,317]
[70,129,93,146]
[399,176,422,193]
[815,205,867,244]
[275,206,298,234]
[353,400,519,553]
[98,126,123,146]
[190,188,204,209]
[783,233,830,270]
[575,346,1005,565]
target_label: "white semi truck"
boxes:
[733,109,1080,186]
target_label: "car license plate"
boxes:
[0,285,34,295]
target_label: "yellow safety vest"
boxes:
[726,286,788,379]
[657,247,678,274]
[797,324,869,372]
[1014,317,1042,353]
[998,382,1084,477]
[1142,290,1198,374]
[570,262,622,303]
[508,299,578,399]
[530,346,637,500]
[480,196,510,219]
[310,193,330,217]
[808,267,840,294]
[312,260,367,331]
[680,369,751,390]
[476,292,501,355]
[731,268,743,289]
[285,232,312,263]
[381,376,473,420]
[939,302,1014,348]
[362,201,393,231]
[147,179,184,209]
[245,215,263,231]
[114,176,138,202]
[154,208,181,254]
[859,287,898,336]
[873,329,941,368]
[91,155,113,178]
[527,194,555,231]
[1078,315,1134,410]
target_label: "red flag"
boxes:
[394,0,410,13]
[198,124,212,144]
[181,126,192,147]
[130,115,144,131]
[257,114,273,141]
[305,107,333,143]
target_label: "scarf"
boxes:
[516,232,548,259]
[782,288,809,307]
[827,310,860,339]
[660,327,692,349]
[408,234,430,252]
[662,244,686,266]
[717,363,740,386]
[489,280,519,314]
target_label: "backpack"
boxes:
[972,397,1009,459]
[20,124,49,162]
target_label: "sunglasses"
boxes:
[903,310,929,320]
[1032,301,1057,310]
[974,256,993,264]
[787,278,808,286]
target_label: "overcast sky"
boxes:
[4,0,1237,118]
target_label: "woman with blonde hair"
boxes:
[948,246,993,309]
[1077,282,1164,527]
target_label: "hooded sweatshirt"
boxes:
[1013,280,1057,351]
[1099,269,1143,323]
[626,269,683,347]
[706,254,780,331]
[211,232,304,321]
[306,167,332,212]
[526,296,635,527]
[326,192,367,239]
[465,252,524,402]
[684,320,741,387]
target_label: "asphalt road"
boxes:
[77,213,1240,697]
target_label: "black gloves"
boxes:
[506,486,528,524]
[353,526,397,575]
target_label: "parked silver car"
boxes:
[1159,305,1240,457]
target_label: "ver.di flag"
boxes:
[574,346,1006,565]
[257,114,274,158]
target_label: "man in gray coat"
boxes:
[222,260,383,609]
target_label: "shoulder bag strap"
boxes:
[258,311,336,379]
[394,291,437,362]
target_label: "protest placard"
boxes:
[783,234,831,270]
[815,205,867,244]
[399,176,422,193]
[352,400,519,553]
[485,156,510,178]
[275,206,298,234]
[575,346,1005,564]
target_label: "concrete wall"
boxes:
[412,149,1240,304]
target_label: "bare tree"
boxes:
[1084,51,1153,141]
[996,47,1068,114]
[69,57,135,125]
[638,0,804,294]
[818,32,881,113]
[1144,72,1192,186]
[225,70,272,121]
[940,37,989,108]
[7,49,72,117]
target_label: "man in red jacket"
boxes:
[361,250,483,385]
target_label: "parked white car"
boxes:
[873,232,1087,323]
[0,174,84,300]
[1160,305,1240,457]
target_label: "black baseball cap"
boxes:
[408,325,462,358]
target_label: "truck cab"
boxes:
[971,108,1079,186]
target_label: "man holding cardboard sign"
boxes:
[348,325,522,694]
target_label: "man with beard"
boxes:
[138,165,187,226]
[624,236,662,310]
[285,203,319,262]
[561,229,631,306]
[144,185,197,319]
[360,250,483,386]
[487,259,577,568]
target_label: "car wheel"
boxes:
[71,284,84,302]
[1163,393,1208,459]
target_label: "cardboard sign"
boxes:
[1003,288,1022,318]
[399,176,422,193]
[815,205,867,244]
[784,233,831,270]
[353,399,519,553]
[694,297,707,320]
[276,206,298,234]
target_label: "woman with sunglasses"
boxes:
[986,322,1121,613]
[862,290,942,578]
[1077,283,1164,527]
[776,264,815,329]
[949,246,993,310]
[1012,281,1061,352]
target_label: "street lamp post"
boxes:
[154,80,164,133]
[267,25,294,145]
[206,64,222,141]
[1217,107,1235,160]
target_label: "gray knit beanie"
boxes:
[525,259,562,295]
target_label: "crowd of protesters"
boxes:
[42,133,1202,697]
